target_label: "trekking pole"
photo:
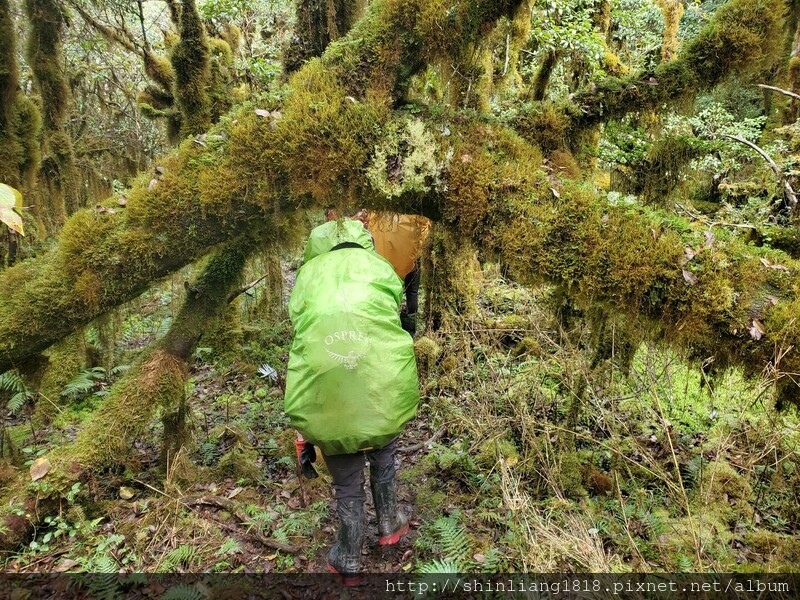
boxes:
[294,431,309,508]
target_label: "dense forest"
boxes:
[3,0,800,591]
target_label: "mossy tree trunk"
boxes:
[657,0,685,62]
[2,0,800,541]
[0,0,42,267]
[171,0,211,137]
[24,0,79,232]
[284,0,365,74]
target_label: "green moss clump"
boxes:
[171,0,211,137]
[414,335,442,375]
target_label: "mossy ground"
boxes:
[2,255,799,579]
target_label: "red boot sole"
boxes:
[379,522,410,546]
[327,562,361,586]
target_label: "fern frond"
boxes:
[216,539,242,556]
[417,558,462,573]
[160,545,199,571]
[7,391,32,415]
[480,547,506,571]
[93,554,119,573]
[110,364,130,376]
[0,370,25,393]
[432,517,471,564]
[160,584,204,600]
[61,370,98,398]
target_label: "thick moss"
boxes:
[570,0,785,129]
[24,0,79,222]
[171,0,211,136]
[284,0,366,74]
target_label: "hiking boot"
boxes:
[371,476,409,545]
[327,498,364,586]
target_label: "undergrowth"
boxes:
[2,259,799,577]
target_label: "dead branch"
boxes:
[757,83,800,102]
[181,495,301,553]
[398,426,446,453]
[721,134,797,210]
[227,273,269,304]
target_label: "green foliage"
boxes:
[0,183,24,235]
[60,366,128,400]
[159,545,200,571]
[161,585,205,600]
[0,369,34,414]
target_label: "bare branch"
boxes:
[721,133,797,209]
[758,83,800,102]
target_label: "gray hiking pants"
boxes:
[322,439,397,501]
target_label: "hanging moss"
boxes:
[24,0,80,223]
[171,0,212,137]
[425,224,482,330]
[571,0,785,130]
[284,0,366,74]
[657,0,685,62]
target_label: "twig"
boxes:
[720,133,797,210]
[180,495,300,553]
[503,32,510,77]
[227,273,269,304]
[674,202,757,230]
[757,83,800,102]
[133,478,178,500]
[397,426,446,453]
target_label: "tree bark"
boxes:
[24,0,80,228]
[171,0,211,137]
[0,0,794,392]
[284,0,365,74]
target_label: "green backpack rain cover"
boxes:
[284,220,420,456]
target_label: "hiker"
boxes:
[284,216,420,585]
[367,212,431,336]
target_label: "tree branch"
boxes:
[721,133,797,210]
[758,83,800,102]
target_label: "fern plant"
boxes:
[160,584,205,600]
[61,367,108,399]
[159,545,199,571]
[415,516,476,573]
[0,369,34,414]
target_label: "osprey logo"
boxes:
[323,330,370,369]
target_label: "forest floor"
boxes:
[2,260,800,595]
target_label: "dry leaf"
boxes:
[550,187,560,199]
[684,247,696,261]
[255,108,271,117]
[760,257,771,268]
[54,558,80,573]
[461,154,472,163]
[119,486,135,500]
[473,553,486,563]
[749,320,765,341]
[704,230,715,247]
[117,196,127,206]
[227,487,243,499]
[682,269,698,285]
[148,178,158,191]
[30,457,51,481]
[154,166,165,175]
[345,96,357,104]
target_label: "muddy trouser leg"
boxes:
[401,264,420,335]
[322,451,366,581]
[367,439,409,544]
